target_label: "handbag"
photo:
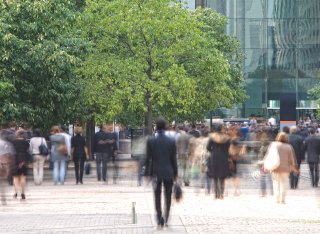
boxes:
[263,142,280,171]
[85,162,91,175]
[173,182,183,202]
[39,138,49,156]
[57,136,68,156]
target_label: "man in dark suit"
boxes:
[305,128,320,187]
[94,124,118,182]
[288,126,305,189]
[145,118,178,228]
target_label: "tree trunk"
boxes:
[144,92,153,135]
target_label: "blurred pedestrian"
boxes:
[189,135,209,193]
[93,124,117,183]
[207,124,231,199]
[5,122,16,186]
[12,130,32,200]
[228,127,246,196]
[288,126,305,189]
[258,128,273,197]
[60,125,71,180]
[50,126,68,185]
[189,124,201,138]
[29,129,48,185]
[269,133,297,204]
[145,118,178,228]
[0,129,15,205]
[70,126,89,184]
[304,128,320,188]
[176,126,192,186]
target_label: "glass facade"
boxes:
[196,0,320,120]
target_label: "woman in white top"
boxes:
[29,129,48,185]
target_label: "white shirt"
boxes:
[29,137,47,155]
[268,117,276,126]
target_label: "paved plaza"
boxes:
[0,163,319,233]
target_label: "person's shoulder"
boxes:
[50,134,63,141]
[283,142,293,149]
[305,136,311,141]
[61,132,71,139]
[146,134,156,142]
[29,137,36,143]
[95,131,103,136]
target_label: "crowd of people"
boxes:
[0,123,92,204]
[1,118,320,228]
[143,119,320,210]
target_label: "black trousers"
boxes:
[213,177,225,199]
[74,157,85,183]
[153,177,174,225]
[308,162,319,187]
[289,163,301,189]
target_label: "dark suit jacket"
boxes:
[305,135,320,163]
[288,133,305,164]
[94,131,117,154]
[145,131,177,180]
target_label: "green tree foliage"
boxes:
[309,74,320,119]
[191,8,247,119]
[0,0,89,129]
[79,0,246,132]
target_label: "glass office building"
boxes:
[191,0,320,120]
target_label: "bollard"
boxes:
[132,202,137,224]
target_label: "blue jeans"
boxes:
[260,171,273,196]
[96,153,111,181]
[53,160,66,184]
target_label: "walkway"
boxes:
[0,173,319,233]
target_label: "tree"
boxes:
[0,0,89,129]
[192,8,247,118]
[79,0,246,133]
[309,72,320,119]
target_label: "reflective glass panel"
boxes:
[267,49,296,78]
[297,79,320,93]
[267,19,297,49]
[237,19,267,49]
[298,48,320,79]
[298,19,320,48]
[226,18,237,36]
[245,49,267,78]
[245,79,265,109]
[204,0,226,15]
[267,0,298,19]
[298,0,320,18]
[235,0,267,19]
[267,79,296,99]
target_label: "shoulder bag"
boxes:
[263,142,280,171]
[39,138,49,156]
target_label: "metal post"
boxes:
[132,202,137,224]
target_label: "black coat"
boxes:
[145,131,177,180]
[305,135,320,163]
[71,134,86,161]
[207,133,230,178]
[93,131,117,154]
[288,133,305,164]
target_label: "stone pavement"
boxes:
[0,171,320,234]
[0,161,319,233]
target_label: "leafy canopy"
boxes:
[0,0,89,129]
[79,0,246,130]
